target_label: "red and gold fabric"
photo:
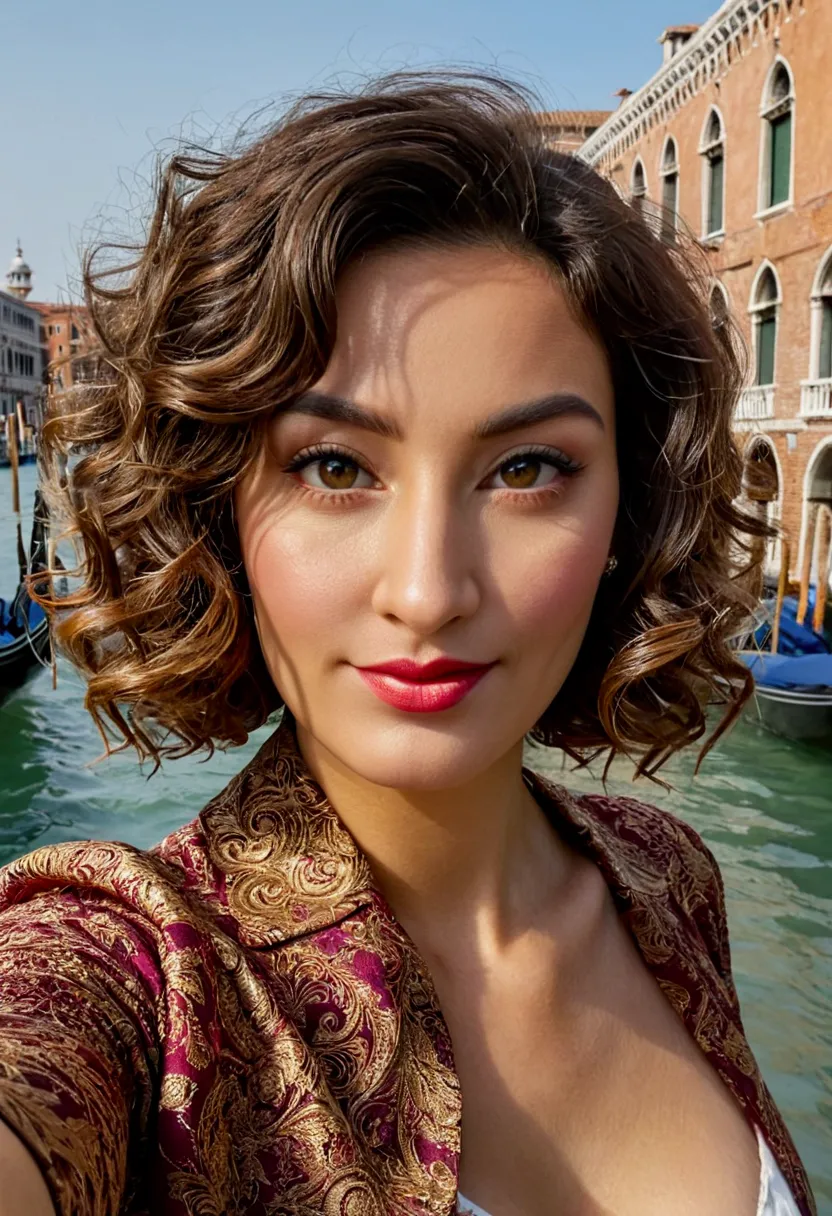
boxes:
[0,715,816,1215]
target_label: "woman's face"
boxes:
[235,244,618,790]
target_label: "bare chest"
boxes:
[431,899,761,1216]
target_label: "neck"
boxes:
[294,720,569,949]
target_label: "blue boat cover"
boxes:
[753,595,830,656]
[740,651,832,691]
[0,596,46,646]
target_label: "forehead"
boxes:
[316,243,614,429]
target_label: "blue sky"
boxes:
[5,0,716,300]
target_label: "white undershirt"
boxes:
[455,1125,801,1216]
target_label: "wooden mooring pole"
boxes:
[812,505,832,637]
[771,536,790,654]
[796,501,820,627]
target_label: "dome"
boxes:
[5,243,33,299]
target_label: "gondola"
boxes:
[739,650,832,747]
[0,488,52,699]
[739,518,832,748]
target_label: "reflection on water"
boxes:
[0,464,830,1210]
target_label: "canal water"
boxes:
[0,463,830,1210]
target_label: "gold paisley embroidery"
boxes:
[201,729,375,946]
[161,1073,199,1113]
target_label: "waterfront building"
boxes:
[30,300,98,392]
[1,247,46,425]
[579,0,832,589]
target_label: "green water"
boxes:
[0,464,830,1210]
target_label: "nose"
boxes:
[370,479,481,635]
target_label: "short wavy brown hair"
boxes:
[36,71,767,776]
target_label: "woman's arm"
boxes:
[0,1117,56,1215]
[0,886,161,1215]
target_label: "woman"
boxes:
[0,74,816,1216]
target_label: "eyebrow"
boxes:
[284,390,605,439]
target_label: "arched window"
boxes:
[750,264,781,386]
[630,158,647,213]
[699,108,725,236]
[803,249,832,417]
[660,137,679,243]
[810,249,832,381]
[709,281,730,331]
[760,59,794,211]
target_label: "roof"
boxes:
[579,0,791,167]
[537,109,613,129]
[0,288,42,314]
[29,300,89,317]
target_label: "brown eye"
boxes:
[496,456,556,491]
[317,457,360,490]
[287,448,375,491]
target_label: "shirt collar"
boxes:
[200,713,669,949]
[523,767,672,908]
[200,712,376,948]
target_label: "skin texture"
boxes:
[0,1118,55,1216]
[236,244,762,1216]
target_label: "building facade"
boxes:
[1,248,46,425]
[31,301,98,391]
[580,0,832,589]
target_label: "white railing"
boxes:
[579,0,799,167]
[736,385,775,421]
[799,378,832,419]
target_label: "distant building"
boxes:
[580,0,832,589]
[30,300,98,392]
[1,246,45,423]
[538,110,613,155]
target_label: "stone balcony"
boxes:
[799,377,832,419]
[736,385,775,421]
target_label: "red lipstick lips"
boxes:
[355,656,496,713]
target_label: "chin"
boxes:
[301,703,528,792]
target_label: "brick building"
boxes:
[580,0,832,590]
[538,110,612,155]
[30,301,98,392]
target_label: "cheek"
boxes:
[244,520,366,646]
[491,492,617,644]
[507,535,607,636]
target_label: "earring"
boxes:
[603,555,618,575]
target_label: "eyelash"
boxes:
[281,442,584,506]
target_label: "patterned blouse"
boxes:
[0,714,817,1216]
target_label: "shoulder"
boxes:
[571,789,724,905]
[0,815,229,949]
[530,767,723,905]
[528,769,736,998]
[578,790,737,1003]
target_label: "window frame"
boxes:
[630,157,648,214]
[756,57,795,219]
[748,261,782,388]
[659,135,680,245]
[709,280,731,332]
[807,245,832,381]
[821,300,832,381]
[699,107,726,239]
